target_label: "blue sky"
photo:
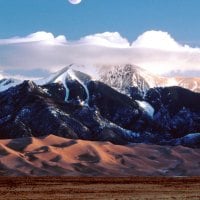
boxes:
[0,0,200,44]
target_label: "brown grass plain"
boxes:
[0,176,199,200]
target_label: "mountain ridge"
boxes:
[0,64,200,148]
[0,71,200,147]
[1,64,200,94]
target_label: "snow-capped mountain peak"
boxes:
[1,64,200,96]
[37,65,91,104]
[100,64,200,94]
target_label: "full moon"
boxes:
[68,0,82,4]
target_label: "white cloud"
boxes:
[0,30,200,78]
[130,30,200,74]
[132,30,183,51]
[78,32,130,48]
[0,31,67,45]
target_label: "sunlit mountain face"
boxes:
[100,64,200,93]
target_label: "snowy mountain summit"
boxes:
[1,64,200,94]
[100,64,200,95]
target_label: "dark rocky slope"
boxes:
[0,72,200,148]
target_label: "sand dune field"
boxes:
[0,134,199,176]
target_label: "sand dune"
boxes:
[0,135,199,176]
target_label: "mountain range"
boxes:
[0,64,200,148]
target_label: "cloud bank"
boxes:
[0,30,200,78]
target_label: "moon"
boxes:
[68,0,82,4]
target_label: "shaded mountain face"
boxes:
[0,66,200,148]
[145,87,200,139]
[0,79,150,145]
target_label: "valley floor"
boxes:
[0,177,199,200]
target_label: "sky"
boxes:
[0,0,200,78]
[0,0,200,44]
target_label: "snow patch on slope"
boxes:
[136,100,155,117]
